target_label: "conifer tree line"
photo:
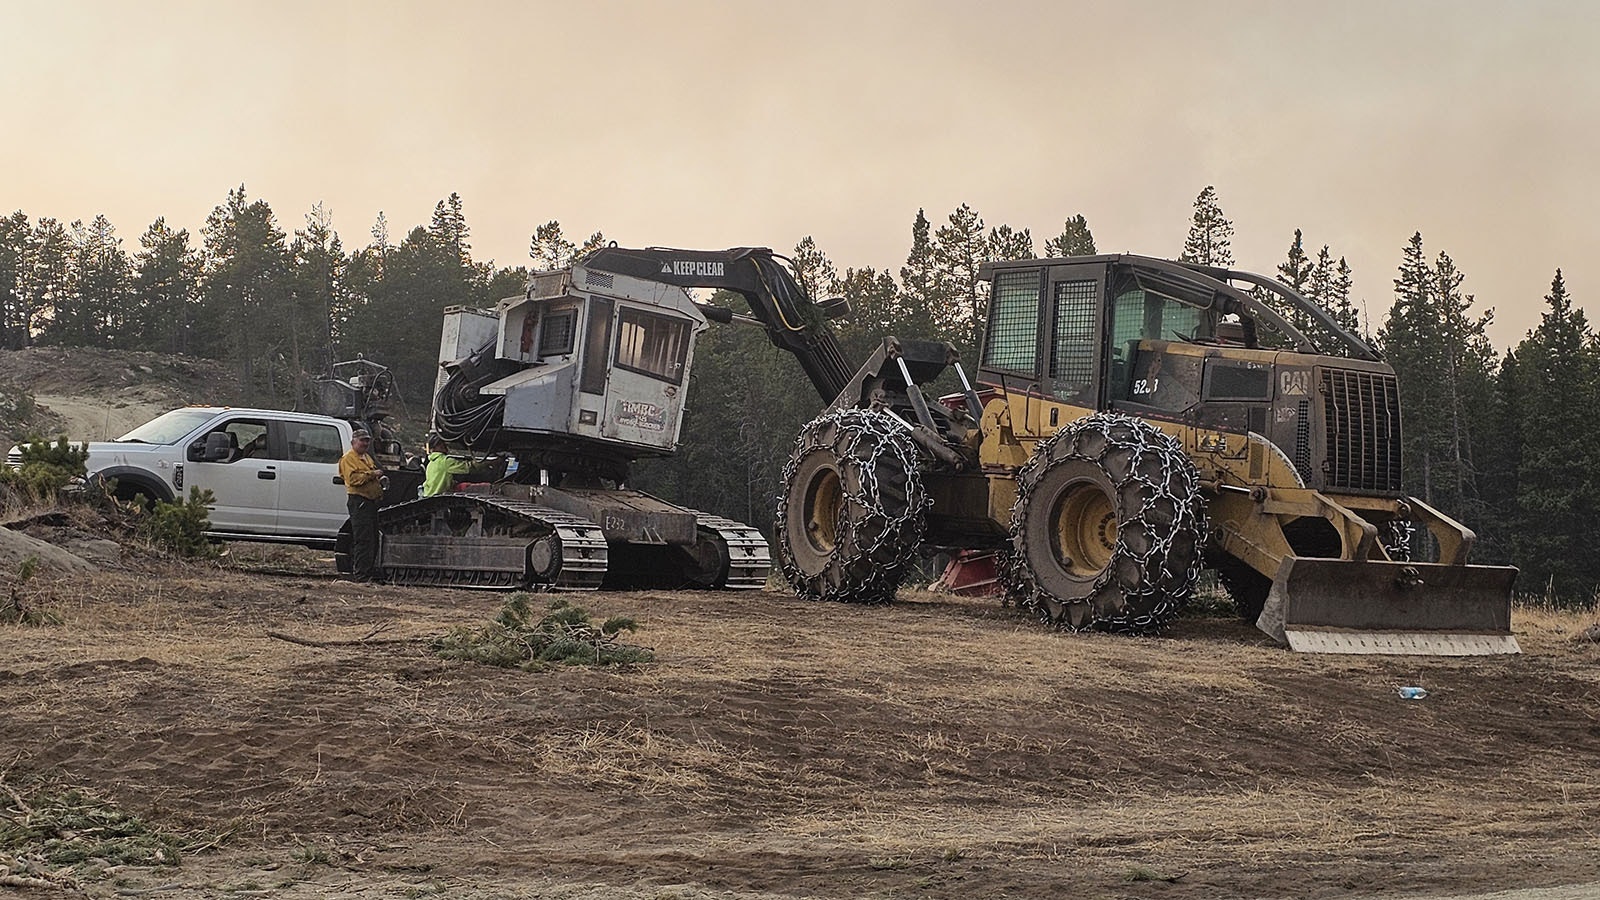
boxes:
[0,185,1592,602]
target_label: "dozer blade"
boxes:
[1256,558,1520,655]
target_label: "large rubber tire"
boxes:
[1003,412,1205,633]
[776,409,929,604]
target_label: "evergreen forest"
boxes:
[0,186,1592,605]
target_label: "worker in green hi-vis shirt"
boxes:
[422,434,475,497]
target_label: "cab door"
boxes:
[978,262,1108,439]
[271,419,350,538]
[184,417,278,534]
[600,305,692,451]
[1042,262,1108,417]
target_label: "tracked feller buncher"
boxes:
[774,253,1519,655]
[371,247,860,592]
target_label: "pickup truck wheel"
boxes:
[116,480,159,509]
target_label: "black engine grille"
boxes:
[1321,369,1403,493]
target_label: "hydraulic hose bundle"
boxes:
[432,345,508,448]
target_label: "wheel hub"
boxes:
[802,466,844,554]
[1051,481,1117,577]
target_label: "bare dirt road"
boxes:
[2,553,1597,899]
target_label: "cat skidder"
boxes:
[775,254,1518,655]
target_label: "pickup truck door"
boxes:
[271,419,350,538]
[184,417,278,534]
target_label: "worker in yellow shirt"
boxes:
[338,429,386,582]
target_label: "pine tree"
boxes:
[25,218,73,347]
[431,193,471,267]
[931,203,990,355]
[1271,229,1317,338]
[345,198,497,405]
[1043,214,1096,257]
[987,224,1035,262]
[789,236,838,304]
[290,203,346,377]
[1480,349,1524,567]
[198,185,294,402]
[370,212,391,263]
[898,209,938,339]
[0,210,30,349]
[1330,255,1358,334]
[130,218,200,355]
[832,265,901,357]
[529,220,574,271]
[1277,230,1313,294]
[1179,185,1233,266]
[59,215,132,347]
[1377,233,1497,531]
[576,231,607,260]
[1501,270,1600,599]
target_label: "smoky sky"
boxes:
[4,0,1596,347]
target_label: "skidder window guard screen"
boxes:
[983,269,1041,372]
[1049,279,1097,396]
[615,308,690,384]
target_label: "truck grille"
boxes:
[1321,369,1402,493]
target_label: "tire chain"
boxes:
[1002,411,1207,634]
[1379,520,1414,562]
[776,408,930,604]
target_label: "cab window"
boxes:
[982,269,1040,372]
[1048,278,1097,401]
[202,419,268,463]
[1107,284,1210,400]
[282,422,344,464]
[539,307,577,357]
[615,308,690,384]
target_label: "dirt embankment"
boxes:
[0,548,1596,899]
[0,347,236,444]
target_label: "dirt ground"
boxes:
[0,347,236,443]
[1,545,1597,899]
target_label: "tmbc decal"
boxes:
[616,399,667,431]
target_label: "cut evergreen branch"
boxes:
[434,595,653,669]
[0,772,186,887]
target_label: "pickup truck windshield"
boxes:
[116,409,217,444]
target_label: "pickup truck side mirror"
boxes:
[194,432,233,462]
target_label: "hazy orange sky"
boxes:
[4,1,1596,348]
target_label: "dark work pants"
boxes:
[347,494,381,579]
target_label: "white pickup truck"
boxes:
[9,406,377,549]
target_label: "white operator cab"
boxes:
[435,263,709,456]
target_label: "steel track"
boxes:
[378,494,608,591]
[689,511,772,589]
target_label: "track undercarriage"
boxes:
[375,484,772,592]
